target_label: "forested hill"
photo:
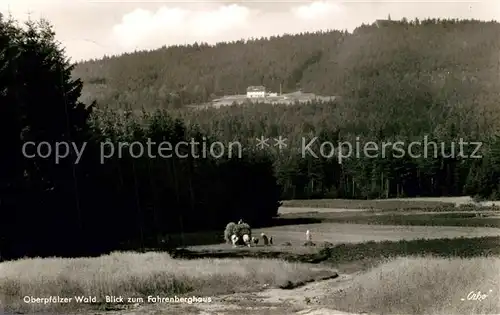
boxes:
[73,18,500,111]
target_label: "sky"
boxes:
[0,0,499,62]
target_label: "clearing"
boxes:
[2,197,500,315]
[191,223,500,250]
[280,196,500,211]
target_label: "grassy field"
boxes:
[186,222,500,252]
[181,236,500,272]
[180,236,500,315]
[2,236,500,314]
[0,251,336,313]
[321,256,500,315]
[281,196,500,211]
[121,209,500,250]
[259,222,500,244]
[281,198,456,210]
[3,198,500,314]
[177,236,500,314]
[159,208,500,250]
[279,211,500,228]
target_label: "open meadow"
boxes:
[1,198,500,315]
[280,196,500,212]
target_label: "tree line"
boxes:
[171,100,496,200]
[155,17,499,201]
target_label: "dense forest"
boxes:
[0,15,280,260]
[2,15,500,260]
[74,18,500,112]
[77,17,500,200]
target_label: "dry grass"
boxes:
[281,198,456,210]
[281,197,500,211]
[322,256,500,315]
[280,211,500,228]
[0,251,330,313]
[252,223,500,244]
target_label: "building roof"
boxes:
[247,86,266,92]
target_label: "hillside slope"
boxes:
[73,18,500,114]
[74,31,344,109]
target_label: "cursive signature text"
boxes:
[461,290,493,301]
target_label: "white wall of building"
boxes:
[247,91,265,98]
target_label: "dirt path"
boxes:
[92,273,363,315]
[191,272,364,314]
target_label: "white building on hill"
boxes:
[246,86,266,98]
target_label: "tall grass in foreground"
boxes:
[0,251,329,313]
[322,256,500,315]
